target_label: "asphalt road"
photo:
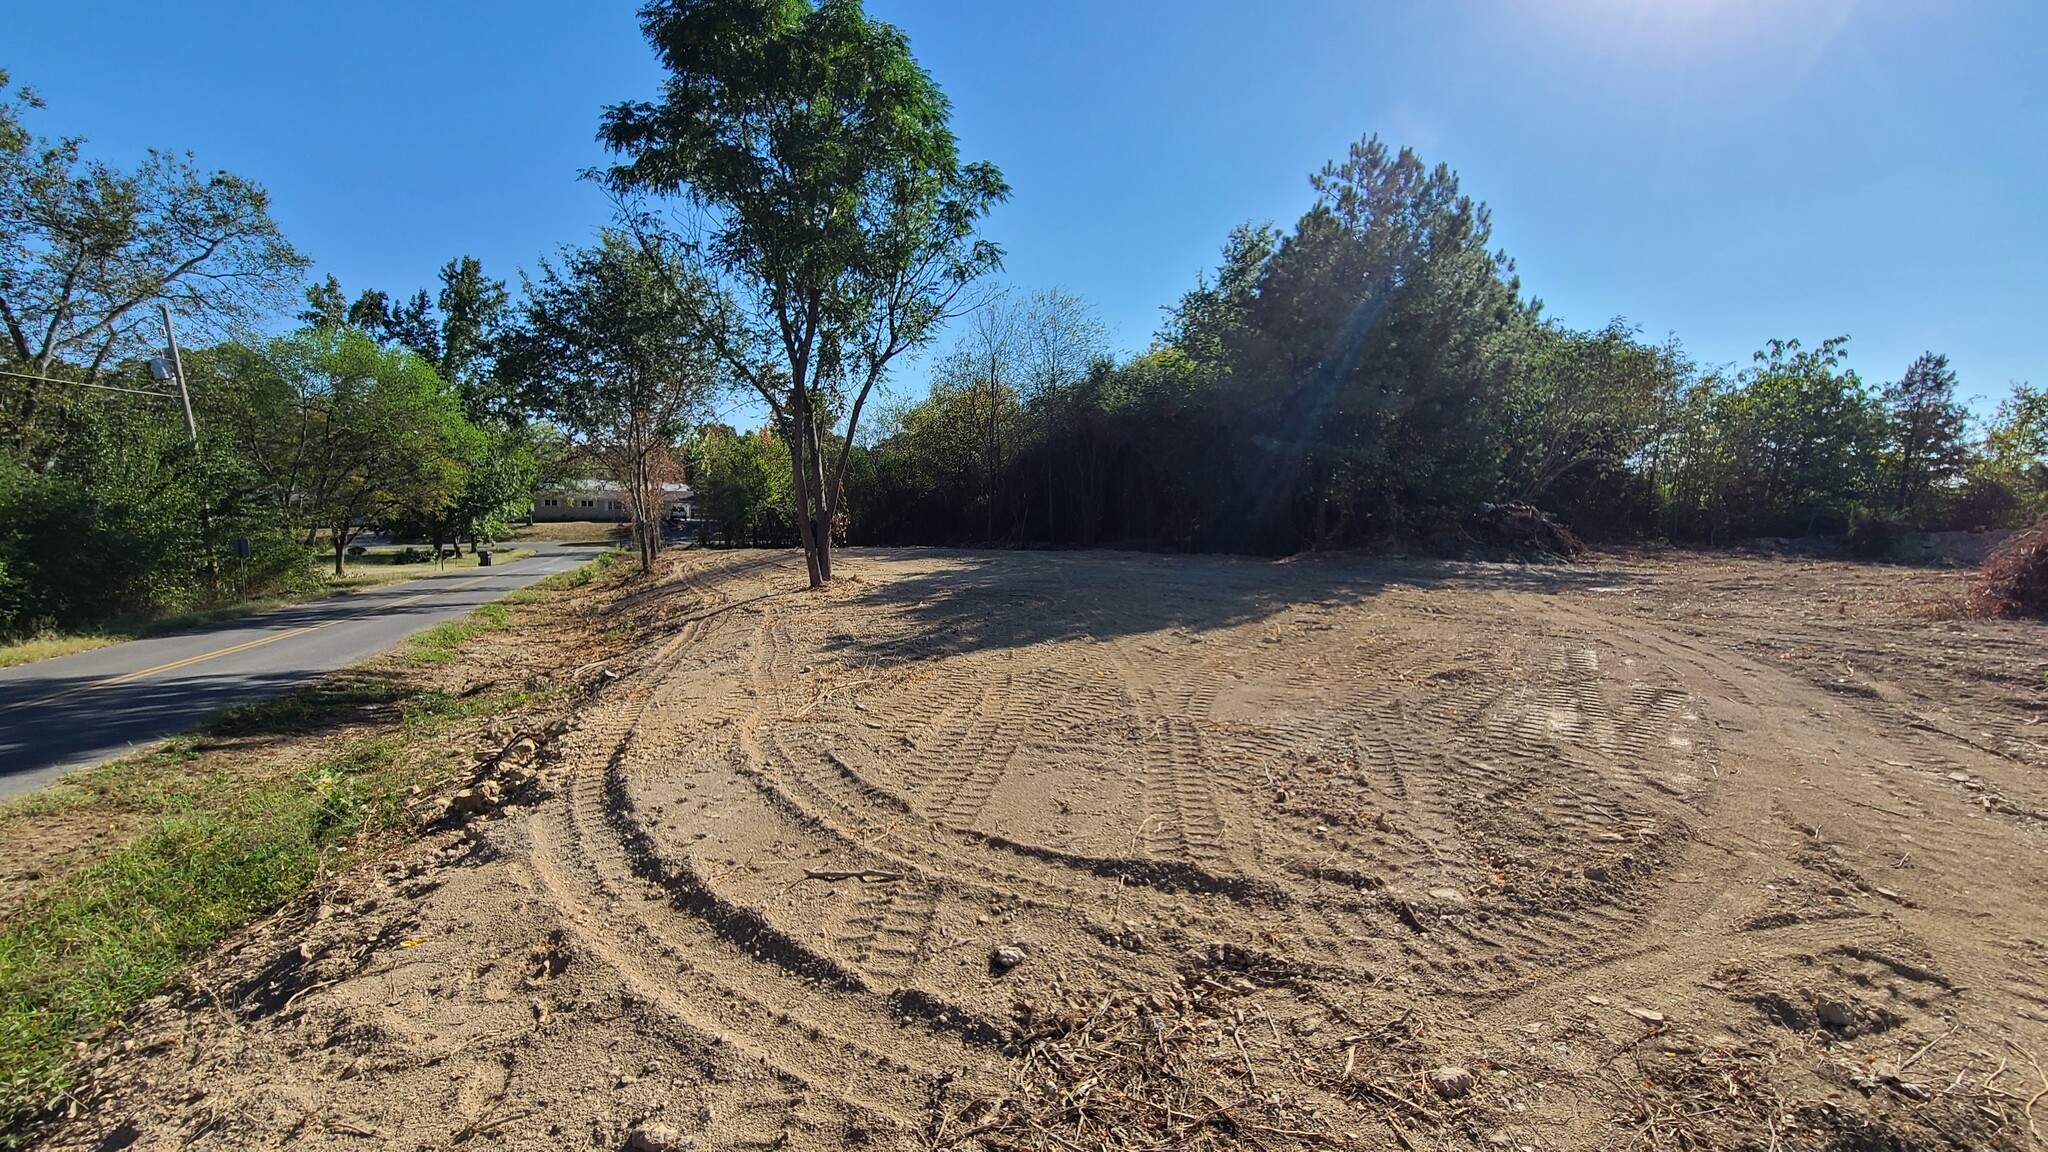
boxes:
[0,542,609,800]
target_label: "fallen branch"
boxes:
[800,868,905,883]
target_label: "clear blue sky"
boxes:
[10,1,2044,411]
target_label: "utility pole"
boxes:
[160,303,197,444]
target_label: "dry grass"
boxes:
[509,520,630,545]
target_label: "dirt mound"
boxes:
[40,548,2048,1151]
[1470,501,1586,557]
[1968,517,2048,618]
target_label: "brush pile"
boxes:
[1967,517,2048,619]
[1470,502,1586,558]
[935,948,1483,1152]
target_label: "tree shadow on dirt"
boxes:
[823,547,1642,663]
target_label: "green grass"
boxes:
[0,784,339,1129]
[0,549,539,670]
[0,550,619,1142]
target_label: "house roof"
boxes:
[535,480,693,496]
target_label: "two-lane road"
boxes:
[0,542,607,800]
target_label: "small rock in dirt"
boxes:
[1584,865,1611,883]
[1625,1008,1665,1026]
[448,789,494,816]
[1946,771,1973,783]
[1428,887,1466,903]
[990,945,1028,974]
[1816,999,1855,1028]
[627,1122,690,1151]
[1428,1065,1475,1099]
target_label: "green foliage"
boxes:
[600,0,1006,585]
[1879,352,1971,526]
[1667,338,1884,539]
[225,329,480,573]
[0,385,314,636]
[694,424,793,545]
[0,74,306,463]
[850,135,2018,556]
[1979,383,2048,522]
[501,231,720,570]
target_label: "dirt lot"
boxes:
[43,547,2048,1151]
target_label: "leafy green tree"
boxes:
[1879,352,1971,523]
[695,424,792,545]
[600,0,1007,587]
[1220,136,1528,548]
[1980,382,2048,522]
[436,255,512,418]
[0,77,306,463]
[501,231,720,570]
[299,275,349,328]
[1675,337,1884,539]
[1502,320,1686,531]
[230,329,479,575]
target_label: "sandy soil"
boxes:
[45,547,2048,1151]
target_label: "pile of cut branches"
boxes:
[1967,517,2048,619]
[934,954,1481,1152]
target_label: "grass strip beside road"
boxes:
[0,548,538,670]
[0,550,623,1142]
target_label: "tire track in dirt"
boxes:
[520,554,998,1145]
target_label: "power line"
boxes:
[0,367,175,399]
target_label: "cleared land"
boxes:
[39,547,2048,1151]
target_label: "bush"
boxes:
[1967,518,2048,619]
[1845,515,1906,559]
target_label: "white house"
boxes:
[531,480,696,523]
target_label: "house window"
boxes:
[579,500,594,508]
[610,501,622,510]
[543,499,558,507]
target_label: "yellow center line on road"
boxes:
[0,573,498,716]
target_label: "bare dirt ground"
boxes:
[44,547,2048,1151]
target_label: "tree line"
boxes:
[841,139,2044,555]
[8,0,2047,638]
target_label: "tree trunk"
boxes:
[786,396,823,589]
[333,536,346,578]
[802,412,827,573]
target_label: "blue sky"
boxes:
[9,1,2044,413]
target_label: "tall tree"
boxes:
[230,329,478,575]
[436,255,511,418]
[0,79,306,462]
[600,0,1006,587]
[299,274,349,329]
[1224,136,1528,548]
[501,231,720,571]
[1880,351,1970,522]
